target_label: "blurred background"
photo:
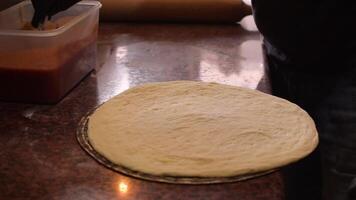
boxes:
[1,0,23,10]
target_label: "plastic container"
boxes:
[0,0,101,104]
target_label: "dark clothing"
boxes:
[252,1,356,199]
[252,0,356,68]
[265,50,356,200]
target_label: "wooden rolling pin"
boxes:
[100,0,252,23]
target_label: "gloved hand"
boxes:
[31,0,81,28]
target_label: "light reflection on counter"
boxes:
[118,181,129,194]
[93,20,263,106]
[115,178,132,199]
[199,40,264,89]
[94,45,131,104]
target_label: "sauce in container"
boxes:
[0,1,101,103]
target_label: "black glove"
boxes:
[31,0,81,28]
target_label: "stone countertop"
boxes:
[0,22,285,200]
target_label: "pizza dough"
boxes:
[88,81,318,177]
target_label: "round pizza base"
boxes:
[80,81,318,183]
[77,114,276,184]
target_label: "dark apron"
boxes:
[265,44,356,200]
[252,1,356,199]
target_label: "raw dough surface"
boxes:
[88,81,318,177]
